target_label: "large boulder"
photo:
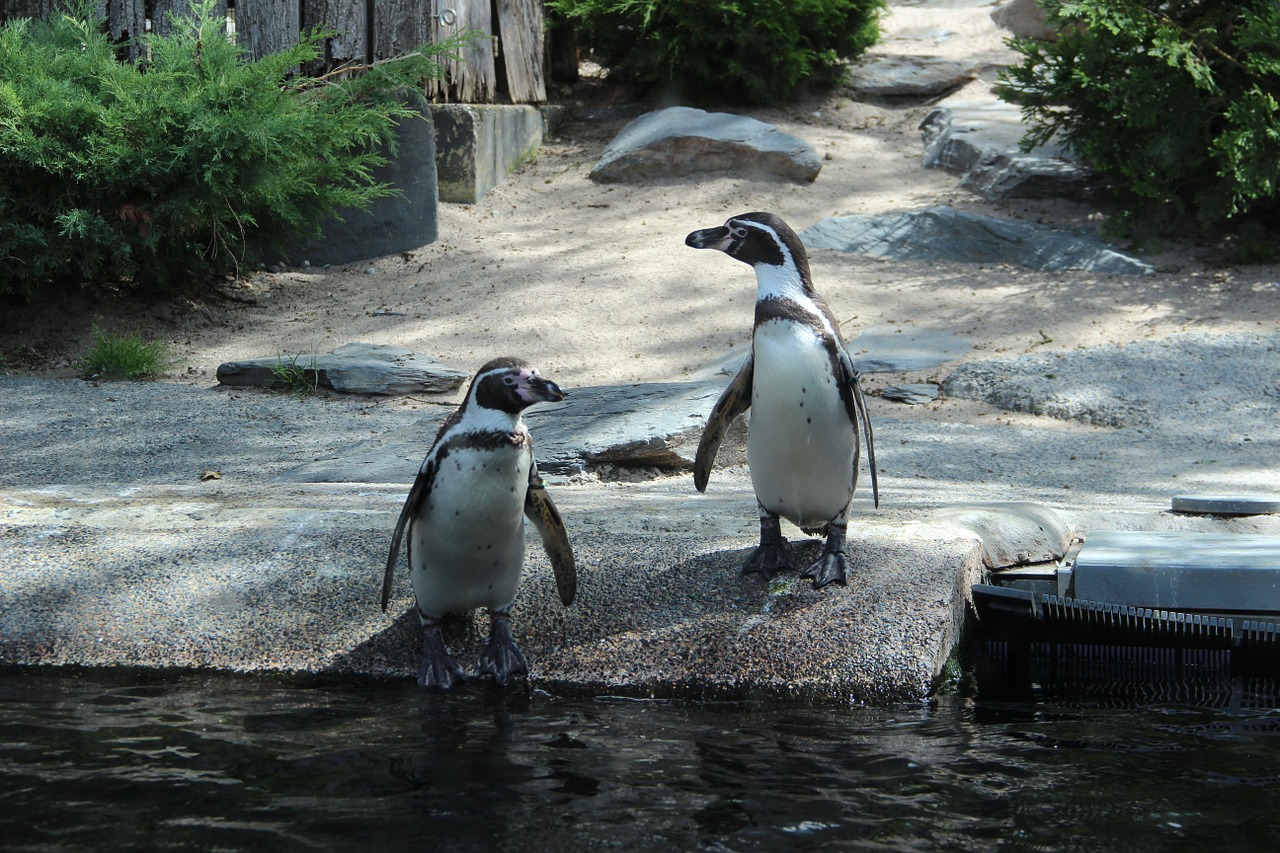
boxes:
[846,54,978,98]
[590,107,821,183]
[920,100,1094,199]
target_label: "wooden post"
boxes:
[495,0,544,103]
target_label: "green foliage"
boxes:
[76,326,169,380]
[271,350,320,396]
[996,0,1280,226]
[0,1,466,297]
[549,0,885,104]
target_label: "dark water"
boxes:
[2,669,1279,852]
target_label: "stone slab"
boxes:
[1072,530,1280,611]
[279,381,724,483]
[216,343,468,396]
[801,206,1152,275]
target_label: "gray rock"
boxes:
[847,54,977,98]
[930,502,1076,569]
[920,100,1094,199]
[278,381,725,483]
[882,384,940,406]
[590,107,821,184]
[529,382,723,473]
[850,327,970,373]
[216,343,468,396]
[801,206,1153,274]
[991,0,1062,41]
[942,359,1136,428]
[941,332,1280,432]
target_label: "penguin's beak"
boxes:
[521,373,566,404]
[686,226,731,251]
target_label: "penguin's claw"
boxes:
[741,540,794,579]
[477,617,529,687]
[801,549,849,590]
[417,629,467,691]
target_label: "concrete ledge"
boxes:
[431,104,553,203]
[0,482,982,704]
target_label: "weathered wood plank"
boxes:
[495,0,544,103]
[237,0,300,60]
[302,0,367,68]
[427,0,495,103]
[372,0,430,59]
[148,0,229,38]
[0,1,66,21]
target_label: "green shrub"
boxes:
[0,1,465,297]
[549,0,885,104]
[76,326,169,380]
[996,0,1280,226]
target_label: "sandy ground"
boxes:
[2,3,1278,419]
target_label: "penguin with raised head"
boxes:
[686,212,879,589]
[382,357,576,690]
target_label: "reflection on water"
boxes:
[2,668,1279,851]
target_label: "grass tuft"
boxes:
[77,327,168,380]
[272,351,321,396]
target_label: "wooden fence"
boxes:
[0,0,545,102]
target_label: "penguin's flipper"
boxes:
[837,347,880,509]
[693,353,754,493]
[525,465,576,606]
[382,458,435,612]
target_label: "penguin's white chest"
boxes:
[748,320,857,530]
[409,443,532,616]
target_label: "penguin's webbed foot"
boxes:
[417,626,467,691]
[743,514,793,580]
[801,530,849,590]
[741,539,794,580]
[477,613,529,687]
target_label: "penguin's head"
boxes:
[470,357,565,415]
[685,212,807,273]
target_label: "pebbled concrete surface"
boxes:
[3,332,1279,703]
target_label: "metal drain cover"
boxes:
[1171,495,1280,516]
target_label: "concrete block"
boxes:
[268,104,439,267]
[431,104,548,203]
[1072,531,1280,611]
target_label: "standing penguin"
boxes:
[382,357,576,690]
[686,212,879,589]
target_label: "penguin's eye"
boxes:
[502,375,517,386]
[730,226,748,239]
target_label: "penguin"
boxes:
[382,357,576,690]
[685,212,879,589]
